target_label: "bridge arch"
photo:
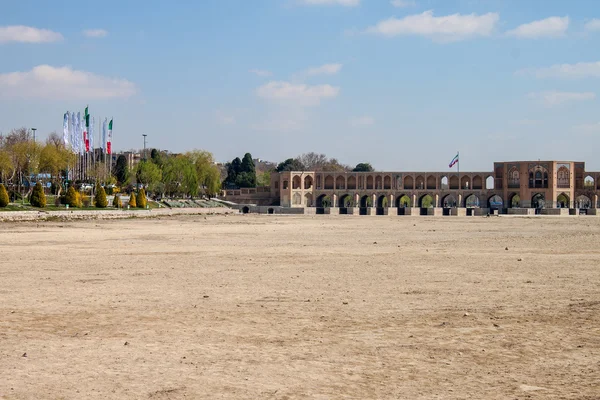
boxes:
[441,194,457,208]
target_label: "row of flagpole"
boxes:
[62,106,113,182]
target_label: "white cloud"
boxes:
[506,16,569,38]
[528,91,595,107]
[249,69,272,77]
[585,19,600,32]
[256,81,339,106]
[300,0,359,6]
[0,65,136,100]
[349,116,375,126]
[0,25,63,44]
[391,0,415,7]
[366,10,499,42]
[83,29,108,38]
[305,63,343,77]
[518,61,600,79]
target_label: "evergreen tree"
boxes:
[65,186,78,207]
[30,182,46,208]
[223,157,242,188]
[113,194,122,208]
[114,155,129,185]
[353,163,374,172]
[136,188,147,209]
[0,183,9,207]
[128,192,137,208]
[95,183,108,208]
[239,153,257,187]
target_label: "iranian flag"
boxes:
[107,119,113,154]
[83,106,89,152]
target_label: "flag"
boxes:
[107,119,113,154]
[89,116,95,151]
[63,112,69,147]
[102,118,107,152]
[449,153,459,168]
[70,112,76,153]
[76,112,82,154]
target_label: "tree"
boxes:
[30,182,46,208]
[223,157,242,188]
[353,163,374,172]
[150,148,163,166]
[113,194,122,208]
[187,150,222,196]
[297,152,328,170]
[0,184,8,207]
[204,165,221,197]
[114,155,129,185]
[239,153,257,187]
[136,161,162,193]
[39,139,76,196]
[257,170,271,187]
[276,158,305,172]
[128,192,137,208]
[136,188,147,209]
[65,186,78,207]
[0,149,14,184]
[95,183,108,208]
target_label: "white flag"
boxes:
[63,112,69,147]
[89,116,95,151]
[102,118,107,152]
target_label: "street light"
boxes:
[142,134,147,161]
[31,128,37,142]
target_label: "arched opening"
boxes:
[557,193,570,208]
[359,195,372,215]
[339,194,352,214]
[449,176,459,190]
[335,176,345,190]
[508,167,520,188]
[316,194,331,208]
[292,175,301,190]
[440,176,449,189]
[304,193,313,207]
[282,180,289,190]
[576,195,592,209]
[509,193,521,208]
[347,176,357,190]
[304,175,313,190]
[532,193,545,210]
[464,194,480,208]
[376,195,388,215]
[383,176,391,190]
[442,194,457,208]
[324,176,334,190]
[472,176,483,190]
[557,166,570,188]
[419,194,434,208]
[426,175,436,190]
[292,192,302,205]
[375,176,383,190]
[461,176,470,190]
[415,176,425,190]
[485,176,494,190]
[584,175,595,189]
[366,176,374,190]
[488,195,503,210]
[242,206,250,214]
[267,208,274,214]
[396,195,411,208]
[316,175,321,189]
[404,176,414,190]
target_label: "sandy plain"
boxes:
[1,214,599,399]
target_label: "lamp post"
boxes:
[31,128,37,142]
[142,134,147,161]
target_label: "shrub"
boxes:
[65,186,78,207]
[95,184,108,208]
[136,188,147,209]
[81,193,91,207]
[30,182,47,208]
[0,184,8,207]
[128,192,137,208]
[113,194,122,208]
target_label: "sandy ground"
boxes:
[1,215,599,399]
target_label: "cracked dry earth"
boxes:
[1,215,599,399]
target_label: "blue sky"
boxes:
[1,0,599,170]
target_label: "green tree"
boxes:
[353,163,374,172]
[114,155,129,185]
[223,157,242,188]
[240,153,257,187]
[30,182,46,208]
[0,183,9,207]
[276,158,305,172]
[128,192,137,208]
[257,170,271,187]
[113,194,122,208]
[0,149,14,184]
[187,150,222,196]
[204,164,221,197]
[136,188,147,208]
[65,186,78,207]
[162,155,198,197]
[136,160,162,193]
[150,148,163,166]
[94,183,108,208]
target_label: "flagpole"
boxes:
[457,150,460,189]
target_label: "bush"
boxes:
[30,182,47,208]
[65,186,79,207]
[95,184,108,208]
[81,193,91,207]
[136,188,147,209]
[113,194,122,208]
[128,192,137,208]
[0,184,8,207]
